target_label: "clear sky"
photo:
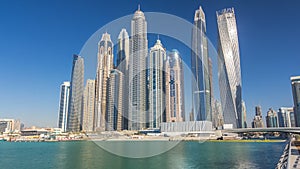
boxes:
[0,0,299,127]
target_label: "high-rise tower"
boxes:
[83,79,95,132]
[278,107,294,127]
[58,81,70,132]
[68,54,84,132]
[266,108,278,128]
[252,106,264,128]
[128,6,148,130]
[117,29,130,129]
[95,32,114,131]
[165,49,185,123]
[241,100,247,128]
[291,76,300,126]
[191,6,211,122]
[106,69,124,131]
[255,106,262,116]
[148,39,166,128]
[117,29,130,71]
[216,8,242,128]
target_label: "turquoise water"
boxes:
[0,141,285,169]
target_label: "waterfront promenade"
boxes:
[289,140,300,169]
[276,139,300,169]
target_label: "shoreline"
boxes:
[1,138,287,143]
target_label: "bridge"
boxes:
[222,127,300,169]
[223,127,300,134]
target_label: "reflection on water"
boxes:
[94,140,180,158]
[0,141,285,169]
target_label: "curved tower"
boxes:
[217,8,242,128]
[68,54,84,132]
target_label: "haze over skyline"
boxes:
[0,0,299,127]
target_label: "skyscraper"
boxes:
[58,81,70,132]
[106,69,124,131]
[165,49,185,123]
[208,57,215,127]
[278,107,294,128]
[214,100,224,128]
[255,106,262,116]
[191,6,211,122]
[216,8,243,128]
[129,6,148,130]
[117,29,130,130]
[266,108,278,128]
[252,106,264,128]
[68,54,84,132]
[252,117,264,128]
[291,76,300,126]
[241,101,247,128]
[95,32,114,131]
[148,39,166,128]
[117,29,130,71]
[83,79,95,132]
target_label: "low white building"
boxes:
[160,121,212,132]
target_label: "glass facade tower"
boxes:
[58,81,70,132]
[191,6,211,122]
[291,76,300,126]
[67,54,84,132]
[216,8,243,128]
[117,29,129,130]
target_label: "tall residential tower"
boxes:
[291,76,300,126]
[165,49,185,122]
[106,69,124,131]
[117,29,130,129]
[266,108,278,128]
[278,107,294,127]
[83,79,95,132]
[68,54,84,132]
[252,106,264,128]
[129,6,148,130]
[58,81,70,132]
[95,32,114,131]
[216,8,243,128]
[148,39,166,128]
[191,6,212,122]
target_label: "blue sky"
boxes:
[0,0,299,127]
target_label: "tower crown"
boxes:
[151,39,165,51]
[133,5,145,19]
[101,32,112,42]
[194,6,206,22]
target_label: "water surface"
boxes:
[0,141,285,169]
